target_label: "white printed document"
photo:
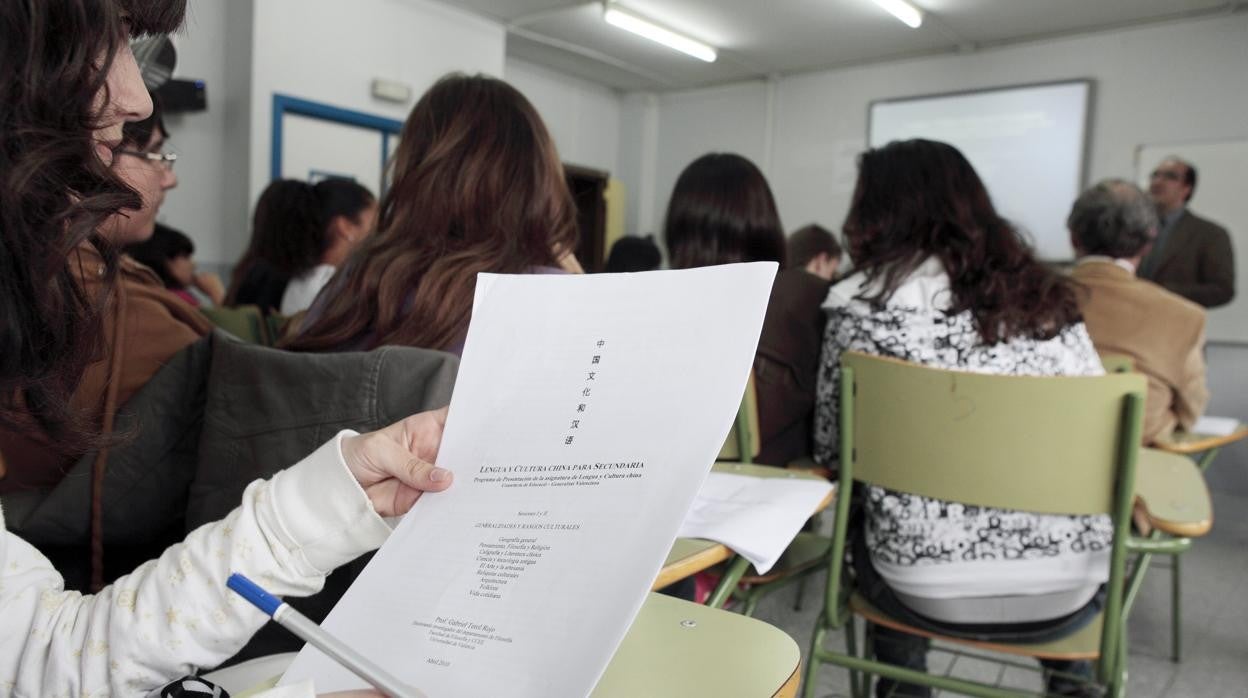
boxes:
[282,264,776,696]
[678,471,833,573]
[1191,415,1241,437]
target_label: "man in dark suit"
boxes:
[1138,157,1235,308]
[753,224,841,466]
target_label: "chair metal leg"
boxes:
[803,620,829,698]
[794,575,809,612]
[845,615,862,698]
[1171,553,1182,662]
[861,619,876,698]
[705,555,752,609]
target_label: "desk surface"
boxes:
[1154,424,1248,455]
[593,592,800,697]
[213,593,801,698]
[654,462,834,590]
[1135,447,1214,538]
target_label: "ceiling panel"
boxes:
[517,3,757,88]
[441,0,1241,91]
[928,0,1232,44]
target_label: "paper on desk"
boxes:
[1191,415,1241,437]
[678,471,833,573]
[282,264,776,697]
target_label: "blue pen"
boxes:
[227,573,425,698]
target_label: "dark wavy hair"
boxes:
[0,0,186,453]
[663,153,785,270]
[226,178,375,305]
[845,139,1080,345]
[284,74,577,353]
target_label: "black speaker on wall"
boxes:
[157,78,208,113]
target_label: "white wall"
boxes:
[505,57,623,176]
[163,0,508,265]
[245,0,505,258]
[625,14,1248,243]
[157,0,233,264]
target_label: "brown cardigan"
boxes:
[1072,260,1209,443]
[0,243,213,493]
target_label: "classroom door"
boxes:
[271,94,402,197]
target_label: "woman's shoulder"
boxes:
[824,258,951,314]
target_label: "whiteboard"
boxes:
[870,81,1091,261]
[1136,140,1248,344]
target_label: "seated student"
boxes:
[127,222,226,307]
[604,234,662,272]
[280,178,377,315]
[1068,179,1209,443]
[664,154,830,466]
[225,179,321,313]
[812,140,1105,697]
[752,224,843,466]
[788,224,842,281]
[0,2,452,696]
[284,74,579,355]
[0,97,212,495]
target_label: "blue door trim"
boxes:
[271,94,404,182]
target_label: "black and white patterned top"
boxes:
[814,259,1113,599]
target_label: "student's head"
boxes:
[604,235,662,273]
[100,97,178,245]
[845,139,1079,345]
[227,178,378,304]
[1068,180,1159,263]
[285,73,577,352]
[314,178,378,266]
[1148,157,1197,214]
[786,224,842,281]
[126,223,196,290]
[0,0,186,452]
[663,153,786,270]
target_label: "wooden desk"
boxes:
[1154,423,1248,471]
[1134,447,1213,538]
[654,463,835,600]
[211,593,802,698]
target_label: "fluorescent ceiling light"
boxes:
[871,0,923,29]
[603,7,717,63]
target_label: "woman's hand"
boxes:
[341,407,453,517]
[193,270,227,305]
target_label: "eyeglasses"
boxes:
[1150,169,1183,182]
[117,149,178,170]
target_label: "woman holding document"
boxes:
[0,1,451,696]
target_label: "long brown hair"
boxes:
[285,74,577,352]
[845,139,1080,345]
[0,0,186,455]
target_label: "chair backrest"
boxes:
[1098,352,1135,374]
[717,372,760,463]
[841,351,1146,516]
[200,306,274,346]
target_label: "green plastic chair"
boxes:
[802,351,1182,698]
[200,306,288,347]
[717,373,760,464]
[704,374,833,615]
[1098,352,1134,374]
[1099,348,1217,662]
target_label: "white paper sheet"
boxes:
[1191,415,1242,437]
[677,471,833,573]
[282,264,776,696]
